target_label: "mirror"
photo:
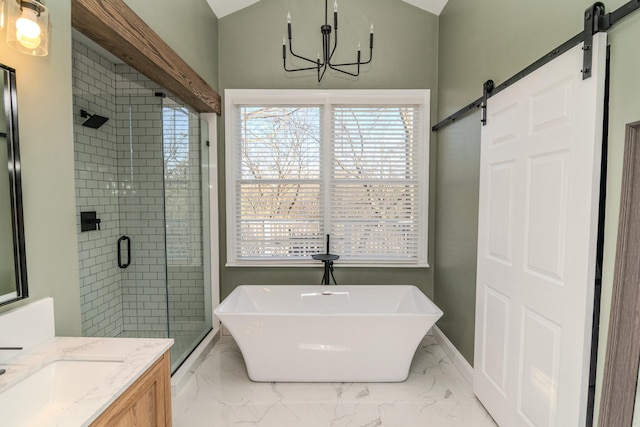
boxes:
[0,63,28,306]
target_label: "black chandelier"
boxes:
[282,0,374,82]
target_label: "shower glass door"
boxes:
[161,97,212,371]
[118,93,169,344]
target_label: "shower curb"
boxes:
[170,326,220,397]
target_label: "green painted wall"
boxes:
[435,0,640,422]
[0,1,81,335]
[217,0,439,299]
[124,0,219,91]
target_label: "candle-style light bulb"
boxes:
[287,12,291,24]
[369,24,374,49]
[370,23,374,33]
[334,0,338,12]
[358,42,361,51]
[283,37,286,46]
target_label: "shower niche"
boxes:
[72,39,212,373]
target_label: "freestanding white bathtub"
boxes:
[213,285,443,382]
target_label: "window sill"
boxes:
[225,261,430,269]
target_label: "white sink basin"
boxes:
[0,359,123,427]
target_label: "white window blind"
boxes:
[226,90,430,267]
[331,106,421,262]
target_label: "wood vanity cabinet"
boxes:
[91,351,172,427]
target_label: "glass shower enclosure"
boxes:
[115,94,212,372]
[73,40,212,373]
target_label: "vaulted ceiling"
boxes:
[206,0,449,18]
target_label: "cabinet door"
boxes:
[92,352,172,427]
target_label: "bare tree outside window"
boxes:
[239,106,323,257]
[164,102,202,265]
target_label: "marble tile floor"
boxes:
[172,334,497,427]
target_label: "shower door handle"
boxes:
[118,236,131,268]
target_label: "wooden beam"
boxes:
[72,0,221,114]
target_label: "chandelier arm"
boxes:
[327,63,360,77]
[331,48,373,67]
[329,65,360,77]
[328,27,338,62]
[318,64,329,82]
[288,40,320,65]
[285,63,324,72]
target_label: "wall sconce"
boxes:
[0,1,6,30]
[6,0,49,56]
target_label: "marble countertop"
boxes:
[0,336,173,427]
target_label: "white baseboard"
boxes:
[431,325,474,386]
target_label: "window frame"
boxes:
[225,89,430,268]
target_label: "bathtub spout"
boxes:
[312,234,340,285]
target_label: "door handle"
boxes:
[117,236,131,268]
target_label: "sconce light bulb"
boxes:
[16,8,41,38]
[370,23,374,33]
[334,0,338,13]
[287,12,291,23]
[16,7,42,49]
[0,1,5,30]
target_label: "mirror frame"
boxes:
[1,63,28,307]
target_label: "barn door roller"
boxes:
[582,2,606,80]
[480,80,494,126]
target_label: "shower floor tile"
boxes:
[172,334,497,427]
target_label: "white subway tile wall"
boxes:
[73,40,122,337]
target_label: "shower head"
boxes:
[80,110,109,129]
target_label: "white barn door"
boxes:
[474,33,607,426]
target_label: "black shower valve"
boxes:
[81,211,101,232]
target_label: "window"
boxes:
[163,99,202,266]
[225,90,430,267]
